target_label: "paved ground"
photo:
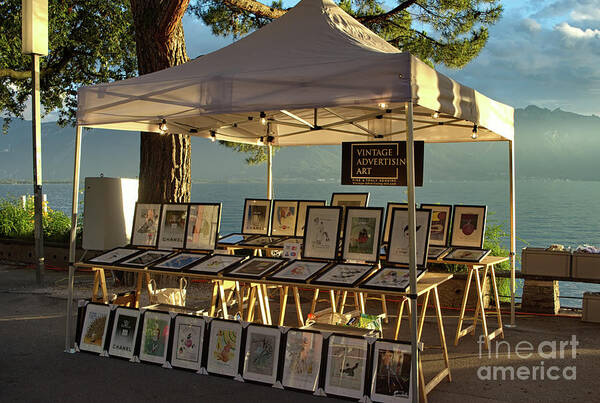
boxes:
[1,262,598,402]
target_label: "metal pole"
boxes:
[31,53,45,285]
[405,102,419,402]
[65,125,82,353]
[267,143,273,200]
[508,140,517,327]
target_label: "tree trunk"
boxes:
[130,0,192,203]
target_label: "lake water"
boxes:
[2,179,600,307]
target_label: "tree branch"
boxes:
[356,0,418,24]
[0,68,31,80]
[221,0,286,19]
[158,0,191,38]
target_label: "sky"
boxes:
[181,0,600,116]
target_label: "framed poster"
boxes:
[158,204,188,249]
[271,200,299,236]
[360,267,426,292]
[370,340,413,402]
[225,257,285,280]
[387,208,432,267]
[139,310,171,365]
[341,207,383,263]
[131,203,161,247]
[302,206,342,260]
[311,263,375,287]
[282,329,323,392]
[383,203,407,244]
[450,205,487,248]
[268,260,330,283]
[242,324,282,385]
[206,319,243,377]
[185,203,221,251]
[331,192,369,233]
[185,255,246,275]
[427,246,450,260]
[295,200,326,237]
[79,303,111,354]
[152,252,208,272]
[170,315,205,371]
[218,233,257,245]
[242,199,272,235]
[324,334,368,400]
[443,247,490,262]
[119,250,172,268]
[86,247,141,265]
[108,307,140,359]
[420,204,452,247]
[238,236,279,247]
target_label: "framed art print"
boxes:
[242,324,282,385]
[79,303,111,354]
[311,263,375,287]
[341,207,383,263]
[206,319,243,377]
[428,246,450,260]
[370,340,412,402]
[158,204,188,249]
[152,252,208,272]
[271,200,299,236]
[139,310,171,365]
[218,233,257,245]
[185,203,221,251]
[108,307,141,359]
[185,254,246,275]
[302,206,342,260]
[242,199,272,235]
[131,203,161,247]
[119,250,172,267]
[420,204,452,247]
[450,205,487,248]
[238,236,279,247]
[331,192,369,233]
[360,267,426,292]
[295,200,326,237]
[268,260,330,283]
[383,203,407,244]
[324,334,368,400]
[86,247,141,265]
[443,247,490,262]
[170,315,205,371]
[387,208,432,267]
[282,329,324,392]
[225,257,285,280]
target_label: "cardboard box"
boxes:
[521,247,571,278]
[582,292,600,323]
[572,253,600,281]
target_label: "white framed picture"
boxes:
[387,208,432,267]
[383,202,407,243]
[131,203,161,247]
[330,192,369,233]
[295,200,326,237]
[139,310,171,365]
[370,340,413,402]
[185,203,221,251]
[206,319,243,377]
[158,204,188,249]
[420,204,452,247]
[186,255,246,274]
[311,263,375,287]
[86,247,141,265]
[170,315,205,371]
[282,329,323,392]
[152,252,208,271]
[450,205,487,248]
[120,250,172,267]
[360,267,426,292]
[108,307,141,359]
[226,257,284,279]
[271,200,299,236]
[242,325,282,385]
[242,199,272,235]
[324,334,368,399]
[268,260,329,283]
[79,303,111,354]
[302,206,342,260]
[341,207,383,263]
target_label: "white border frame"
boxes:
[242,325,282,384]
[79,303,111,354]
[158,204,188,250]
[370,340,413,402]
[108,307,141,359]
[139,310,171,364]
[170,315,205,371]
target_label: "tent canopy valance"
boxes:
[76,0,513,145]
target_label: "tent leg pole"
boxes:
[508,140,516,327]
[65,125,82,353]
[267,144,273,199]
[405,101,419,403]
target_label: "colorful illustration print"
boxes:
[272,261,327,281]
[429,210,448,242]
[89,248,138,264]
[283,331,323,391]
[124,251,170,266]
[133,205,160,246]
[375,349,411,397]
[231,259,280,276]
[187,205,219,249]
[156,253,205,269]
[82,310,108,349]
[176,324,202,362]
[326,337,367,395]
[142,317,170,358]
[275,206,296,231]
[348,217,376,254]
[247,334,276,376]
[188,255,243,273]
[316,264,372,285]
[366,268,410,290]
[214,329,237,363]
[459,214,478,236]
[247,205,267,230]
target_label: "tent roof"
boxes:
[76,0,514,144]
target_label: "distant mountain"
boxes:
[1,105,598,182]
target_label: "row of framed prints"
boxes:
[86,246,425,292]
[77,303,413,402]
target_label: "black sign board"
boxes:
[341,141,424,186]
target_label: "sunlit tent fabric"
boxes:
[76,0,513,144]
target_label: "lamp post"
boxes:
[22,0,48,285]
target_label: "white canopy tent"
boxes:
[67,0,516,399]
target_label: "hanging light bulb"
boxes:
[210,130,216,142]
[260,111,267,125]
[378,102,387,110]
[158,119,168,133]
[431,111,439,119]
[472,124,478,139]
[257,136,264,145]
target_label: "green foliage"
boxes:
[218,141,280,165]
[0,0,137,131]
[0,196,74,243]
